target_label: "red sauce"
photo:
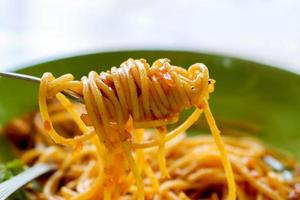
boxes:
[43,120,52,131]
[103,178,114,188]
[163,72,175,87]
[80,113,92,126]
[197,103,206,110]
[152,72,175,88]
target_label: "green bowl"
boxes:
[0,50,299,161]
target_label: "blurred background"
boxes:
[0,0,299,73]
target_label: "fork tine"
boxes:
[0,164,56,200]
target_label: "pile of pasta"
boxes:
[4,103,300,200]
[2,58,300,200]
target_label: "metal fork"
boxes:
[0,72,84,103]
[0,164,56,200]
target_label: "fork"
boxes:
[0,164,56,200]
[0,72,84,103]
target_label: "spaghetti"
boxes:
[4,106,300,199]
[6,58,298,200]
[36,58,236,200]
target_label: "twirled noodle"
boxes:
[37,58,237,200]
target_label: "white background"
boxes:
[0,0,300,73]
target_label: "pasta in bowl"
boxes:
[1,51,300,200]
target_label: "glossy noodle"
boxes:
[2,58,300,200]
